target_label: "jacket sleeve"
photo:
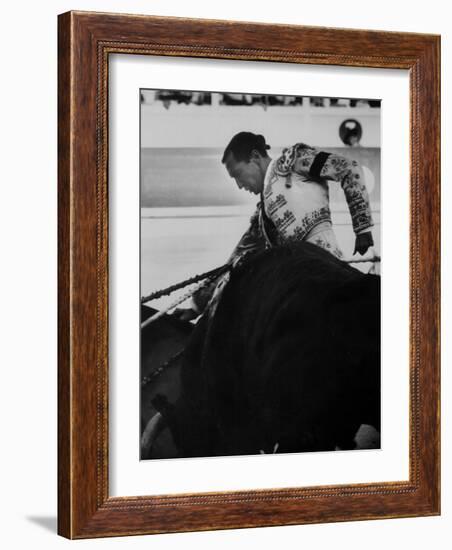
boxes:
[191,205,266,313]
[287,144,374,235]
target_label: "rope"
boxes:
[141,263,230,304]
[141,277,214,329]
[345,254,381,264]
[141,350,184,387]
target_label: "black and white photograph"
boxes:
[140,89,381,460]
[0,0,445,544]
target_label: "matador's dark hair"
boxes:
[221,132,271,163]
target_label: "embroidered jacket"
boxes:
[192,144,374,312]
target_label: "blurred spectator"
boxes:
[330,98,349,107]
[310,97,325,107]
[157,90,192,108]
[221,93,252,105]
[192,92,212,105]
[339,119,363,147]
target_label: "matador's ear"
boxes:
[249,149,262,162]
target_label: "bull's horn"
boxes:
[141,412,163,456]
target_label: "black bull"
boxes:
[142,242,381,459]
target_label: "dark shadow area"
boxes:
[26,516,57,533]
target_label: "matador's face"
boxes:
[224,151,265,195]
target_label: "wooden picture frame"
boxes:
[58,11,440,539]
